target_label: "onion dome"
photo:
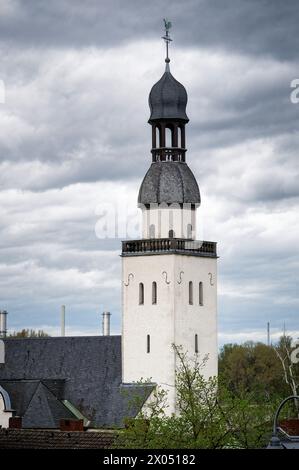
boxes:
[148,62,189,123]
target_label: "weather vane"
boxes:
[162,18,172,62]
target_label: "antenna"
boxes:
[162,18,172,63]
[61,305,65,337]
[267,322,270,346]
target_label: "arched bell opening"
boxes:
[151,121,186,162]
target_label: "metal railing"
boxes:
[151,147,186,162]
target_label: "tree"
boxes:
[9,329,50,338]
[218,341,289,401]
[117,345,274,449]
[274,335,299,416]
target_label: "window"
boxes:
[179,125,185,148]
[165,126,172,147]
[149,224,155,238]
[199,282,203,306]
[189,281,193,305]
[169,229,175,238]
[152,282,157,304]
[195,334,198,354]
[147,334,150,353]
[139,283,144,305]
[178,126,182,147]
[155,126,160,147]
[187,223,192,239]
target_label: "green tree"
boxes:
[274,335,299,416]
[218,341,289,401]
[117,345,274,449]
[9,329,50,338]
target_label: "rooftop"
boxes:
[0,336,153,429]
[138,161,201,206]
[148,63,189,123]
[0,428,116,449]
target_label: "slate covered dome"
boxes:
[148,64,189,123]
[138,161,201,206]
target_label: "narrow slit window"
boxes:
[152,281,157,304]
[149,224,155,238]
[189,281,193,305]
[147,334,150,353]
[169,229,175,239]
[139,283,144,305]
[187,223,192,239]
[199,282,203,306]
[195,334,198,354]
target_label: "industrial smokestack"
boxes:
[0,310,8,338]
[102,311,111,336]
[61,305,65,337]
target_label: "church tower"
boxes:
[121,22,218,412]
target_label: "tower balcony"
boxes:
[151,147,186,162]
[121,238,217,258]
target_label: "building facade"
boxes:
[122,43,218,412]
[0,28,218,428]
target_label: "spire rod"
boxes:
[162,18,172,64]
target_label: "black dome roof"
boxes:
[138,162,200,206]
[148,64,189,122]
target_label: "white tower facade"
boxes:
[121,30,218,413]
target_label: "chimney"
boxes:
[61,305,65,337]
[9,416,22,429]
[0,310,8,338]
[60,419,84,432]
[102,311,111,336]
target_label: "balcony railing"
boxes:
[151,147,186,162]
[122,238,217,257]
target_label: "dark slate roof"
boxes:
[0,428,116,449]
[2,380,78,428]
[0,336,153,429]
[138,162,201,206]
[0,380,67,418]
[0,380,38,416]
[149,64,189,122]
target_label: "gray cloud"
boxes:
[0,0,298,343]
[1,0,299,61]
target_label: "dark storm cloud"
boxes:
[1,0,299,61]
[0,0,298,341]
[1,41,298,194]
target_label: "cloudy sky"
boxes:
[0,0,298,345]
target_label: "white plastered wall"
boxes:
[0,395,12,428]
[122,253,217,413]
[141,205,197,239]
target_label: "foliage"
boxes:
[117,345,275,449]
[9,329,50,338]
[274,336,299,397]
[274,335,299,416]
[218,340,295,401]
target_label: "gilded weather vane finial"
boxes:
[162,18,172,63]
